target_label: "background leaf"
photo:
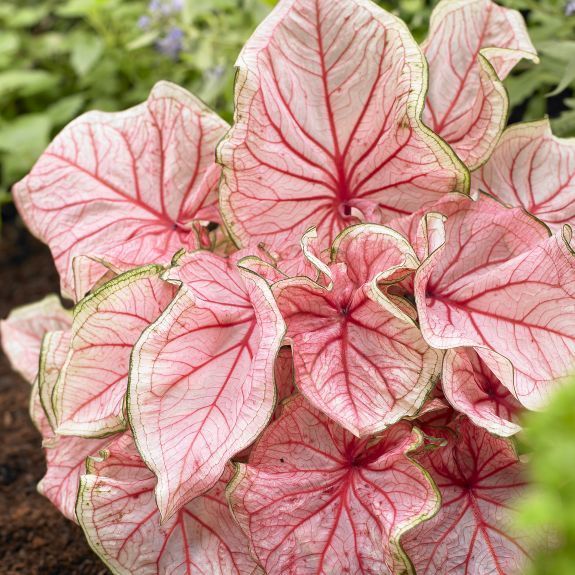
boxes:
[69,33,104,77]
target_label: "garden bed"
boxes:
[0,218,106,575]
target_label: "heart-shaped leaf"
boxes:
[128,251,285,520]
[13,81,228,297]
[219,0,467,260]
[228,395,439,575]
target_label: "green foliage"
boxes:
[517,376,575,574]
[0,0,268,208]
[0,0,574,221]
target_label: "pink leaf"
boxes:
[413,193,549,278]
[228,395,439,575]
[218,0,467,259]
[405,393,451,423]
[385,203,451,297]
[128,251,285,520]
[30,379,53,439]
[473,119,575,230]
[13,81,228,297]
[413,385,459,434]
[39,434,111,523]
[274,224,441,436]
[77,433,260,575]
[54,265,176,437]
[31,336,111,523]
[248,228,333,286]
[442,348,522,437]
[415,195,575,409]
[388,201,450,264]
[0,295,71,383]
[403,418,532,575]
[423,0,537,170]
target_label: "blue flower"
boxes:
[149,0,183,16]
[567,0,575,15]
[205,65,226,81]
[156,26,185,59]
[149,0,162,14]
[138,15,151,29]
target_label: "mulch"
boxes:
[0,217,109,575]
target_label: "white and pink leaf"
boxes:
[54,265,176,437]
[0,295,71,384]
[128,251,285,520]
[274,224,441,436]
[415,195,575,409]
[442,347,522,437]
[228,395,439,575]
[77,433,259,574]
[423,0,537,170]
[403,418,533,574]
[14,81,228,297]
[219,0,467,259]
[473,119,575,230]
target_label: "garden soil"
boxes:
[0,218,108,575]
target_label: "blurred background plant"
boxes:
[516,375,575,575]
[0,0,574,225]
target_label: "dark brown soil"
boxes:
[0,218,108,575]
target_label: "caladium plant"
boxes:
[1,0,574,573]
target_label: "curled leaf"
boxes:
[39,434,110,523]
[274,224,441,436]
[423,0,537,170]
[71,255,122,302]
